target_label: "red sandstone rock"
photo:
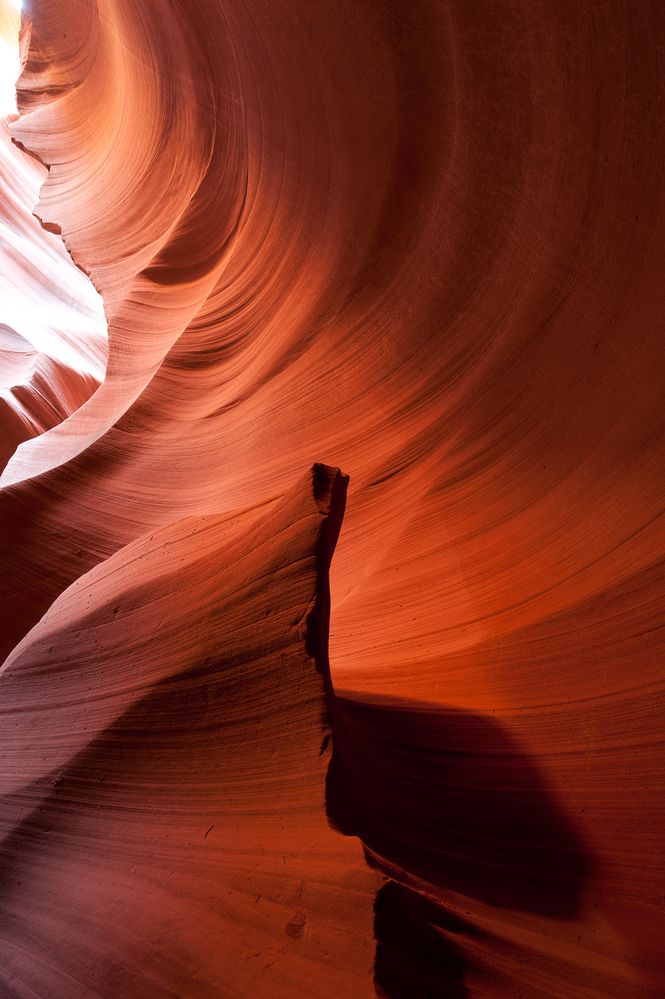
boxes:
[1,1,664,996]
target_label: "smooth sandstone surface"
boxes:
[1,1,664,996]
[0,466,377,998]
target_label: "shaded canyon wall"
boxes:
[1,1,664,996]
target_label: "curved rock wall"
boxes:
[1,1,664,996]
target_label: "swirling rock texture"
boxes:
[0,1,106,472]
[1,0,664,996]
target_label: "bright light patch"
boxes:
[0,0,22,116]
[0,0,109,395]
[0,217,108,381]
[0,37,20,117]
[0,123,108,381]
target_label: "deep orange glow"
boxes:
[0,1,663,996]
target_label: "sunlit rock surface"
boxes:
[1,0,664,996]
[0,2,107,473]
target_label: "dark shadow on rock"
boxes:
[374,881,471,998]
[326,692,592,997]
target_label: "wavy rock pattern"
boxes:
[0,466,377,997]
[0,1,106,473]
[1,0,664,996]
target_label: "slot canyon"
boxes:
[0,1,664,996]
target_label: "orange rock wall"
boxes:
[1,1,664,996]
